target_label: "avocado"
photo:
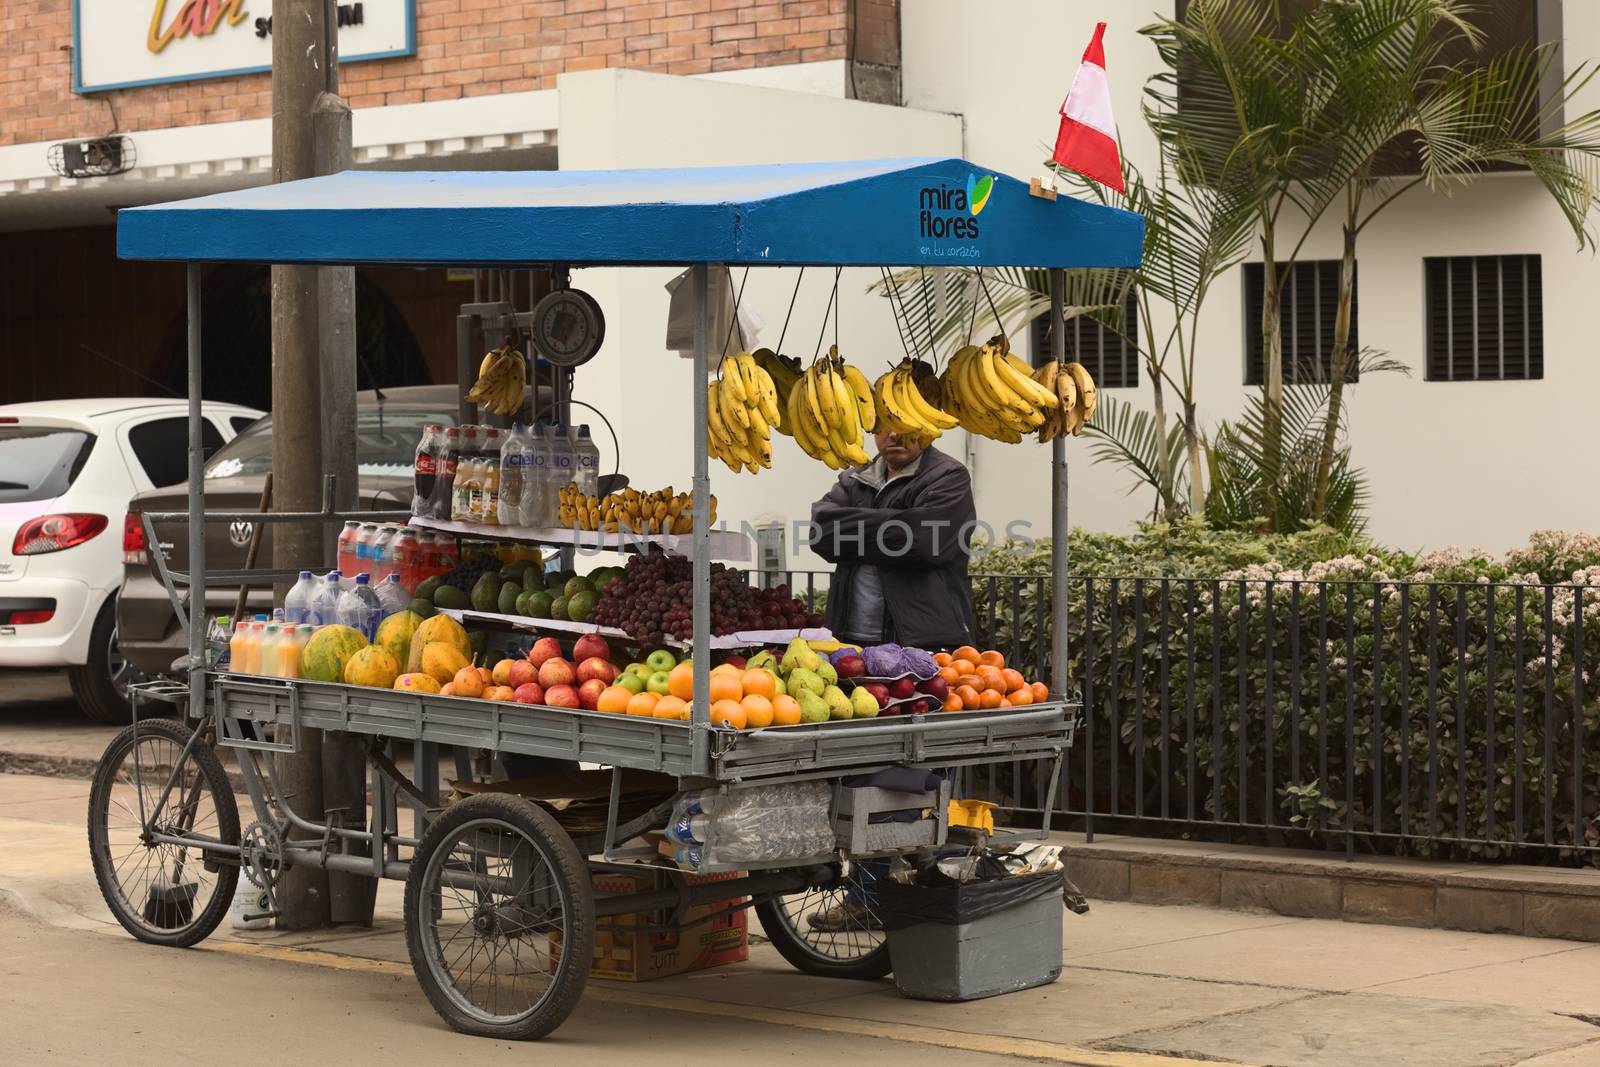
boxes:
[415,576,442,601]
[520,561,544,588]
[470,573,502,613]
[528,591,554,618]
[515,590,536,616]
[409,597,436,620]
[433,584,470,611]
[549,595,569,621]
[567,590,598,622]
[564,575,594,599]
[499,564,524,583]
[497,580,522,615]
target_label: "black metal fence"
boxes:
[758,569,1600,865]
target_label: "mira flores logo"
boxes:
[917,172,995,240]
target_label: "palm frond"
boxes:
[1081,396,1190,519]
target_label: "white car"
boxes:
[0,398,263,722]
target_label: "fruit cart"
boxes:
[91,158,1143,1038]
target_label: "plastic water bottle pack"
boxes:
[665,781,834,870]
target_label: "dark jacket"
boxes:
[811,444,977,649]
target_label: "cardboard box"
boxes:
[550,868,748,982]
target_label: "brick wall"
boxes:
[1,0,891,147]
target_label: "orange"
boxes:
[942,695,963,713]
[999,697,1013,708]
[1030,681,1049,704]
[667,662,696,700]
[1007,687,1033,707]
[772,695,802,726]
[710,699,747,729]
[952,645,980,665]
[956,673,983,691]
[977,667,1006,693]
[951,658,977,676]
[596,685,633,714]
[933,651,952,668]
[955,684,982,709]
[740,694,774,728]
[439,682,458,697]
[978,650,1006,669]
[452,667,485,698]
[711,663,743,678]
[653,695,688,720]
[979,689,1003,709]
[938,665,959,684]
[708,672,743,704]
[741,669,777,699]
[625,691,661,717]
[484,685,515,702]
[1000,667,1026,692]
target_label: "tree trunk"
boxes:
[1259,224,1284,532]
[1312,221,1356,521]
[1147,356,1177,521]
[1184,400,1206,514]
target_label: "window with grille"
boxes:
[1243,260,1359,386]
[1029,295,1139,388]
[1424,255,1543,381]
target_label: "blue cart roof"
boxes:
[117,157,1144,270]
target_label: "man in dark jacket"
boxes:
[811,431,977,648]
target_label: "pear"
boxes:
[781,636,822,675]
[747,649,778,673]
[787,667,825,696]
[796,689,831,724]
[822,685,853,721]
[850,686,880,719]
[815,660,838,687]
[773,674,787,696]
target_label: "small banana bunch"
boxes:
[557,483,714,534]
[788,347,874,470]
[940,338,1060,444]
[874,358,960,444]
[464,344,527,415]
[1033,360,1098,441]
[707,351,781,474]
[751,348,802,435]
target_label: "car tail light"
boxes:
[10,609,55,624]
[123,513,149,565]
[12,513,109,555]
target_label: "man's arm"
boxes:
[808,477,857,564]
[812,465,975,567]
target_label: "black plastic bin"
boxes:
[878,866,1064,1001]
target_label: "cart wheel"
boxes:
[86,717,240,948]
[755,867,891,980]
[404,793,594,1040]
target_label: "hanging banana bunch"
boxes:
[939,337,1060,444]
[1034,360,1098,441]
[750,348,802,436]
[786,346,871,471]
[464,343,527,416]
[706,351,780,474]
[873,358,959,445]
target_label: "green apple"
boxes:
[646,670,673,696]
[645,648,678,673]
[626,662,652,679]
[617,672,646,695]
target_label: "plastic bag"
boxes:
[876,867,1064,930]
[666,781,833,871]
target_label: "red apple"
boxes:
[508,659,537,689]
[721,654,747,669]
[888,677,917,700]
[528,636,563,668]
[572,633,612,664]
[544,684,580,709]
[863,683,891,709]
[538,657,576,688]
[578,677,608,710]
[907,698,931,715]
[512,682,544,705]
[576,657,618,685]
[917,675,949,701]
[879,703,904,717]
[835,654,866,679]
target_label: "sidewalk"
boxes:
[4,772,1598,1066]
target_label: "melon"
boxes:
[407,614,471,673]
[420,641,471,685]
[302,625,368,683]
[374,611,422,669]
[393,673,442,694]
[343,646,401,689]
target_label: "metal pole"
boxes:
[690,263,712,774]
[186,265,205,718]
[1049,269,1070,698]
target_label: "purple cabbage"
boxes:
[901,646,938,679]
[863,643,907,678]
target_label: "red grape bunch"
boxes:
[588,548,822,644]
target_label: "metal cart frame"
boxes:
[90,159,1141,1039]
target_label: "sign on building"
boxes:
[73,1,416,94]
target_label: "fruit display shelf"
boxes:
[436,606,833,652]
[409,515,751,561]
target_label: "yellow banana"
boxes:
[874,369,920,436]
[998,352,1060,411]
[1063,362,1097,434]
[896,363,960,430]
[736,352,781,426]
[976,345,1040,425]
[719,368,750,431]
[719,356,749,405]
[838,362,877,433]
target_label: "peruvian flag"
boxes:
[1053,22,1124,193]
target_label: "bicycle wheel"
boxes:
[87,717,240,947]
[404,793,594,1040]
[755,866,891,980]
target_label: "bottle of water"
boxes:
[549,423,575,505]
[338,573,381,640]
[522,423,550,527]
[309,571,345,627]
[499,424,527,528]
[376,573,410,618]
[574,424,600,500]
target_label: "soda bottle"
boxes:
[473,428,502,524]
[412,423,442,517]
[430,427,462,520]
[575,424,600,500]
[337,521,361,574]
[370,524,397,582]
[500,424,527,528]
[309,571,346,626]
[391,527,421,592]
[453,426,481,522]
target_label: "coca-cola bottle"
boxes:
[412,424,441,517]
[429,427,461,520]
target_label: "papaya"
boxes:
[407,613,471,673]
[343,646,401,689]
[421,642,471,685]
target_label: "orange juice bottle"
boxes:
[275,629,303,678]
[229,621,249,673]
